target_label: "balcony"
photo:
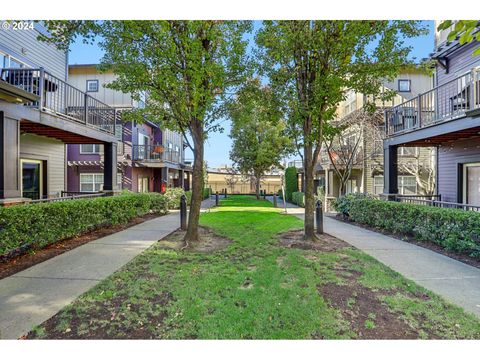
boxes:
[0,68,116,135]
[132,145,181,164]
[385,67,480,137]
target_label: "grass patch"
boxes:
[26,195,480,339]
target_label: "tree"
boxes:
[323,108,384,196]
[256,21,426,240]
[228,79,292,199]
[40,21,251,244]
[437,20,480,56]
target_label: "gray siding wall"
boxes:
[0,23,67,80]
[20,133,66,197]
[437,136,480,203]
[436,42,480,86]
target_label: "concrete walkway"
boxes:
[267,196,480,318]
[0,199,216,339]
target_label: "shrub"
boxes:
[333,195,480,258]
[285,167,298,202]
[291,191,305,207]
[164,187,188,209]
[0,193,169,258]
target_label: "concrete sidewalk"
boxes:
[267,196,480,318]
[0,199,216,339]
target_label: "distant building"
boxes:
[66,64,192,193]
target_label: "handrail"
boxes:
[393,194,480,212]
[385,67,480,136]
[30,192,106,204]
[0,67,116,135]
[132,145,181,163]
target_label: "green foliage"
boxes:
[164,188,188,209]
[291,192,305,207]
[437,20,480,56]
[29,196,480,339]
[333,196,480,258]
[0,193,169,257]
[284,167,298,202]
[229,78,293,188]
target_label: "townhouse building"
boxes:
[0,24,119,205]
[384,21,480,209]
[289,69,434,210]
[66,64,191,194]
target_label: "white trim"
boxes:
[463,162,480,205]
[79,172,104,192]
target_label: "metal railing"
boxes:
[386,67,480,136]
[287,160,303,168]
[391,194,480,212]
[0,68,116,135]
[132,145,181,163]
[29,192,106,204]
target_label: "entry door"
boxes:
[138,134,149,160]
[21,159,43,200]
[465,163,480,205]
[138,177,149,193]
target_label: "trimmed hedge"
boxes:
[291,191,305,207]
[333,194,480,258]
[0,193,169,258]
[285,167,298,202]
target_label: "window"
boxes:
[0,51,28,68]
[374,176,384,195]
[398,79,411,93]
[117,173,123,189]
[168,142,173,150]
[399,176,417,195]
[373,175,417,195]
[398,147,417,156]
[80,144,102,154]
[80,173,104,192]
[86,79,99,92]
[115,124,123,140]
[175,145,179,153]
[463,163,480,205]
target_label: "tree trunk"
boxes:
[255,174,261,199]
[184,121,204,243]
[304,143,316,240]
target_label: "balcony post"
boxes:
[84,93,89,125]
[103,142,118,192]
[383,143,398,199]
[38,67,45,109]
[470,68,477,110]
[417,94,422,128]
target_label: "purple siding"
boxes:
[436,42,480,86]
[437,136,480,202]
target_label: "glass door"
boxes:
[21,159,43,200]
[464,163,480,205]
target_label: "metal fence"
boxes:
[29,192,106,204]
[386,67,480,136]
[389,194,480,212]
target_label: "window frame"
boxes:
[79,173,104,192]
[398,79,411,93]
[86,79,99,93]
[80,144,102,154]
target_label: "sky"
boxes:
[68,20,435,168]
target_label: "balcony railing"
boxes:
[388,194,480,212]
[0,67,116,135]
[29,192,106,204]
[132,145,181,163]
[385,67,480,136]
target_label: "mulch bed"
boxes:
[157,226,232,253]
[278,229,352,252]
[0,213,163,280]
[333,215,480,270]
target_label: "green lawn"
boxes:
[28,196,480,339]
